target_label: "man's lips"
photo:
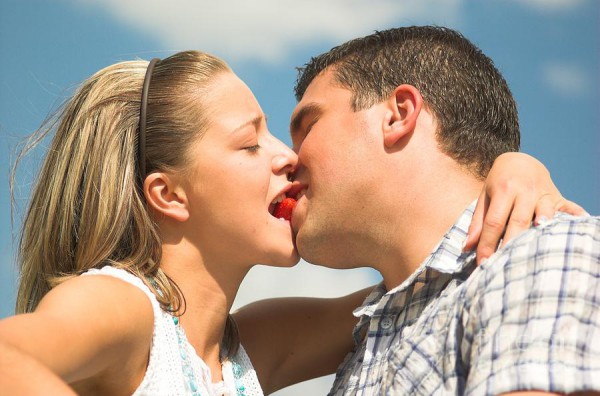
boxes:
[287,181,308,200]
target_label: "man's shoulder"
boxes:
[460,213,600,312]
[482,213,599,272]
[457,215,600,394]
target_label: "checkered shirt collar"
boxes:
[353,201,478,321]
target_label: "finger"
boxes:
[556,198,588,216]
[464,189,487,252]
[476,190,515,265]
[532,193,555,226]
[501,193,536,248]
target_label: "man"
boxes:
[289,26,600,394]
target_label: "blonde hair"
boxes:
[12,51,239,354]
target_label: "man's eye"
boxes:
[295,120,317,146]
[305,119,318,134]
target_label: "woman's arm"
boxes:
[464,152,587,264]
[233,286,373,394]
[0,275,154,393]
[0,338,76,394]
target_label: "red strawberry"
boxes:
[273,197,297,221]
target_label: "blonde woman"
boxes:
[0,51,582,395]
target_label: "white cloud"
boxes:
[232,259,380,311]
[541,61,590,97]
[510,0,587,13]
[69,0,463,64]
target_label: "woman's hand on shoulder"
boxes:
[0,274,154,390]
[464,152,587,264]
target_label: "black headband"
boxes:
[138,57,160,187]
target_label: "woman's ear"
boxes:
[383,84,423,148]
[144,172,189,222]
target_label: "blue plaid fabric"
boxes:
[329,204,600,395]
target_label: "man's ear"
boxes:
[144,172,190,222]
[383,84,423,148]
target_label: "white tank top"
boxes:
[82,266,263,396]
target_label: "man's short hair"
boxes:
[294,26,520,178]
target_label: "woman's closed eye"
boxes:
[244,144,261,153]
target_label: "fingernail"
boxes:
[462,239,473,252]
[537,216,549,225]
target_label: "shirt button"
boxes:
[381,316,393,329]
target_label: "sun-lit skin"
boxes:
[290,73,392,270]
[289,70,483,287]
[159,71,300,273]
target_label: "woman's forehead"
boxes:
[201,72,264,130]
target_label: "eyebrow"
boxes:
[290,103,323,138]
[232,114,267,134]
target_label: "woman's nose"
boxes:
[272,143,298,176]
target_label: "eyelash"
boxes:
[245,144,261,153]
[306,119,318,134]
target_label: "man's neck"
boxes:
[377,167,482,291]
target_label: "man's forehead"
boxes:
[290,70,345,120]
[299,69,337,99]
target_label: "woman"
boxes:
[0,51,582,395]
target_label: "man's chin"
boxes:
[295,232,331,267]
[290,198,309,233]
[290,213,303,236]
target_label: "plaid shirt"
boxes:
[330,204,600,395]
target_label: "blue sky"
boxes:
[0,0,598,393]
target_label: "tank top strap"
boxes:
[81,266,162,314]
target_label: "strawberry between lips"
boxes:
[273,197,296,221]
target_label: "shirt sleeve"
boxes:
[464,215,600,395]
